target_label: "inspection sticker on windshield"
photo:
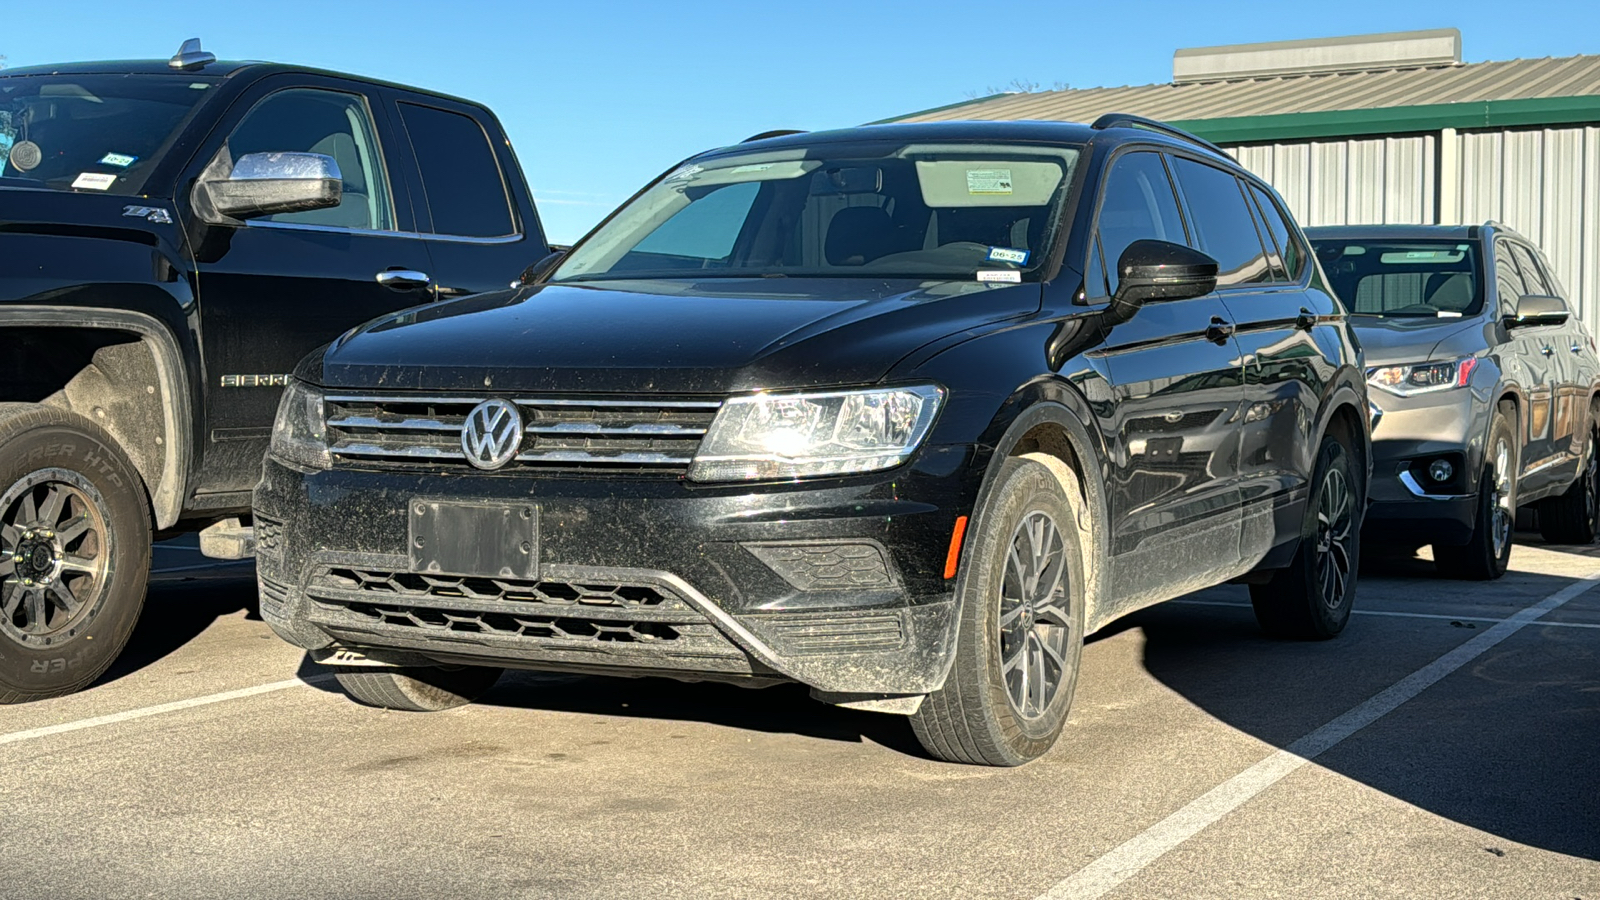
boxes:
[986,246,1030,265]
[71,172,118,191]
[98,153,138,168]
[966,169,1013,195]
[977,270,1022,283]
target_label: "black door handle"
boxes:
[1205,316,1235,345]
[1295,308,1317,331]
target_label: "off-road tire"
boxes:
[911,457,1086,766]
[0,403,151,703]
[1538,425,1599,545]
[334,665,503,712]
[1250,429,1360,639]
[1435,409,1516,580]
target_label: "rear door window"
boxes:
[1094,151,1186,296]
[1169,157,1273,288]
[398,102,516,238]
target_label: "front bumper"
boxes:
[252,447,976,696]
[1363,387,1487,545]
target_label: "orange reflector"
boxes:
[944,515,970,579]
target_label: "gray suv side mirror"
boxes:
[1506,294,1569,329]
[1106,240,1219,325]
[198,151,342,222]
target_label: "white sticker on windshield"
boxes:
[986,246,1030,265]
[966,169,1013,195]
[731,163,775,174]
[977,270,1022,283]
[71,172,118,191]
[98,152,138,168]
[663,164,703,183]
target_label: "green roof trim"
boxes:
[867,93,1011,125]
[1173,95,1600,144]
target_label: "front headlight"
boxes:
[269,379,331,470]
[1366,357,1479,397]
[689,385,944,482]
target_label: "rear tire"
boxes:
[335,665,503,712]
[1250,429,1359,640]
[910,457,1086,766]
[1538,425,1599,545]
[1435,409,1516,580]
[0,404,150,703]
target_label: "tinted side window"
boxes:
[398,102,516,238]
[1095,151,1186,295]
[1509,243,1552,296]
[1169,157,1272,287]
[1247,183,1306,281]
[224,88,393,230]
[1494,240,1527,314]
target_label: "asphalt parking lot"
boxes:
[1,536,1597,900]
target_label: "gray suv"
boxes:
[1309,223,1600,579]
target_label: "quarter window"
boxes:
[1169,157,1272,288]
[223,88,393,230]
[398,102,516,238]
[1094,151,1186,295]
[1247,183,1306,281]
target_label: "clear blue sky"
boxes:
[4,0,1597,242]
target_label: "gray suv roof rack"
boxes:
[1090,113,1227,157]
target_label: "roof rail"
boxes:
[742,129,807,143]
[1090,113,1227,157]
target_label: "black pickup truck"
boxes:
[0,41,552,702]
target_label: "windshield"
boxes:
[0,74,218,195]
[552,140,1081,283]
[1313,238,1483,317]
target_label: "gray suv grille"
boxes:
[324,394,721,473]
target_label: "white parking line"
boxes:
[0,675,332,750]
[1173,598,1600,629]
[1038,570,1600,900]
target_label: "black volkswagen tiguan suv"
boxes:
[255,117,1370,765]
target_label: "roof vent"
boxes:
[168,38,216,71]
[1173,28,1461,84]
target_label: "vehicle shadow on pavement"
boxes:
[1128,540,1600,861]
[294,658,930,756]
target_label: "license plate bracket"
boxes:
[408,499,538,579]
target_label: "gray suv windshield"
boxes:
[0,74,218,195]
[1314,239,1484,317]
[553,141,1081,283]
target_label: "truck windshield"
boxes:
[1313,238,1484,317]
[552,141,1081,284]
[0,74,218,195]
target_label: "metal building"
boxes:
[887,29,1600,322]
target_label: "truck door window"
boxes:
[397,102,516,239]
[223,88,394,231]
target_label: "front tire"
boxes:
[0,404,151,703]
[1250,429,1359,640]
[1435,409,1516,579]
[910,458,1086,766]
[334,665,503,712]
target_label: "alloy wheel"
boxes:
[0,469,111,646]
[1314,465,1355,611]
[998,510,1073,720]
[1490,438,1513,559]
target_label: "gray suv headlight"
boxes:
[269,379,331,470]
[1367,357,1479,397]
[689,385,944,482]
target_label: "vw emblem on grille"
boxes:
[461,399,523,470]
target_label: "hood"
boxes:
[1349,316,1489,367]
[0,184,188,304]
[310,277,1041,394]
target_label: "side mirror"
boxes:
[1106,240,1219,325]
[1505,294,1569,328]
[198,151,342,221]
[512,248,568,288]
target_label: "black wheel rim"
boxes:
[1314,464,1354,611]
[1585,435,1598,532]
[1490,438,1513,559]
[0,469,111,646]
[998,510,1072,720]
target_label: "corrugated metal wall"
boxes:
[1225,126,1600,324]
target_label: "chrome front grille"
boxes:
[324,394,721,473]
